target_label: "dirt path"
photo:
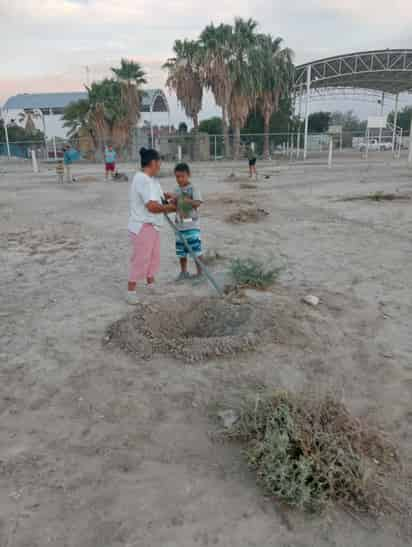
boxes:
[1,159,411,546]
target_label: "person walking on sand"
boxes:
[63,145,74,183]
[127,147,176,305]
[247,142,257,179]
[104,144,117,181]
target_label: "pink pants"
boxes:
[128,224,160,283]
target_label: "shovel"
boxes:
[163,212,223,297]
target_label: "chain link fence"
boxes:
[1,130,410,164]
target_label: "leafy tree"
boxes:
[308,111,331,133]
[330,110,366,133]
[62,99,91,138]
[62,59,147,158]
[198,117,223,135]
[0,118,45,143]
[227,18,260,159]
[387,106,412,132]
[111,58,147,155]
[163,40,203,131]
[255,34,293,158]
[199,23,233,157]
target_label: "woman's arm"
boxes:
[146,201,176,214]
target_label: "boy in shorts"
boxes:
[173,163,203,281]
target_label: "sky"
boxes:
[1,0,412,124]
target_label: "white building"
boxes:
[2,90,170,139]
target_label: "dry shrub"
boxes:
[341,192,411,202]
[222,391,398,514]
[239,182,258,190]
[226,207,269,224]
[230,258,281,289]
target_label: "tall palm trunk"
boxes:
[233,125,241,160]
[192,113,200,160]
[263,112,271,160]
[222,105,230,159]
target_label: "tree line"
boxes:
[163,18,293,159]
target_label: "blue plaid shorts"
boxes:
[176,228,202,258]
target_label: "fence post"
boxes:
[408,119,412,167]
[4,123,11,159]
[328,136,333,169]
[296,132,301,160]
[214,136,217,161]
[177,145,182,161]
[397,128,403,159]
[53,136,57,159]
[31,150,39,173]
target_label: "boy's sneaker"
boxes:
[176,271,191,282]
[126,291,139,305]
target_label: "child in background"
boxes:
[63,145,74,183]
[104,144,117,181]
[56,159,64,184]
[247,143,257,179]
[173,163,203,281]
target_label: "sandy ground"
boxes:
[1,154,412,546]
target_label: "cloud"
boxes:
[1,0,412,117]
[317,0,412,24]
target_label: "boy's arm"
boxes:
[184,198,202,209]
[183,186,202,209]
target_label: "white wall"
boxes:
[5,109,170,140]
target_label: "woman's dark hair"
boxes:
[174,162,190,174]
[139,147,160,168]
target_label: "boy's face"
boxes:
[175,170,190,187]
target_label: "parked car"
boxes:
[358,139,392,152]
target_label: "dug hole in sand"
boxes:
[105,289,326,363]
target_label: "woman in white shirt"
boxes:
[127,148,176,304]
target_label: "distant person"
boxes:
[172,163,204,281]
[247,143,257,179]
[56,159,64,184]
[104,144,117,181]
[127,147,176,305]
[63,145,74,183]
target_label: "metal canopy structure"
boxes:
[293,49,412,159]
[295,50,412,94]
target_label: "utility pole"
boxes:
[2,109,11,159]
[303,64,312,161]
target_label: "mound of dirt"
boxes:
[226,207,269,224]
[105,295,308,362]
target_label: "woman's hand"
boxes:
[164,203,177,213]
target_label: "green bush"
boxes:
[222,392,396,514]
[230,258,280,289]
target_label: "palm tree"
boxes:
[18,109,42,135]
[227,18,260,159]
[199,23,233,158]
[62,99,91,138]
[111,59,147,156]
[256,35,293,159]
[163,39,203,132]
[87,78,126,157]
